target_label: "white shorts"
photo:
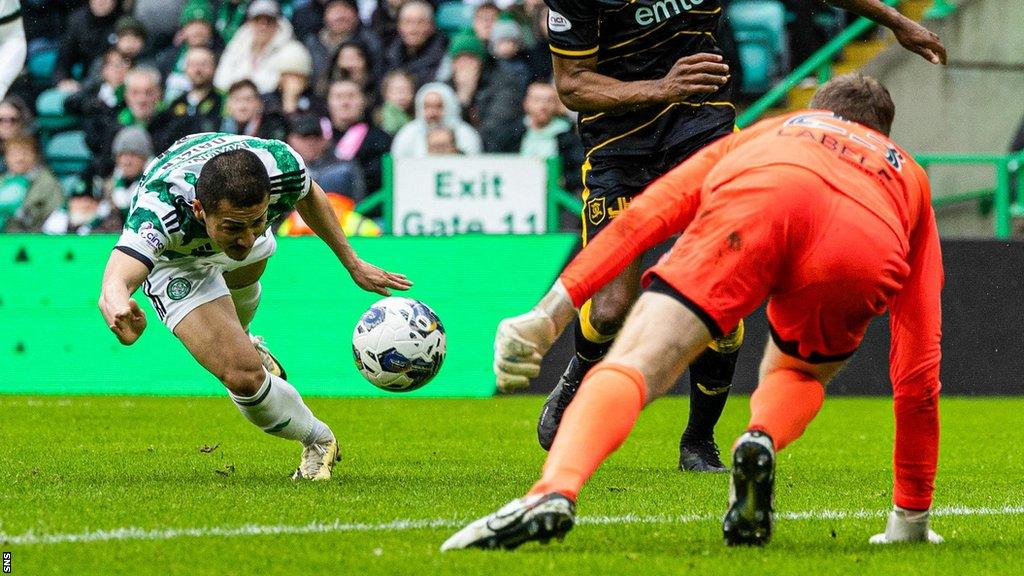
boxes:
[141,230,277,332]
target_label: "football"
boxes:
[352,297,447,392]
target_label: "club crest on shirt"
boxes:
[587,197,606,226]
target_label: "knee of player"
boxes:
[220,362,267,397]
[588,297,631,334]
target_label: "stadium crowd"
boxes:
[0,0,840,234]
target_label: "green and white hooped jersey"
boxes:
[115,133,310,269]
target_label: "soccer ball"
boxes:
[352,297,446,392]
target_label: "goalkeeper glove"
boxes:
[868,506,944,544]
[493,281,576,392]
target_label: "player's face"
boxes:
[197,197,272,261]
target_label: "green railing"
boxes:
[919,152,1024,239]
[354,155,582,234]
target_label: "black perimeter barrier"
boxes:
[528,239,1024,396]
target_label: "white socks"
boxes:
[230,371,330,446]
[229,282,261,330]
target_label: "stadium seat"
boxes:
[44,130,92,178]
[435,1,474,36]
[35,89,80,134]
[26,47,57,84]
[728,0,788,94]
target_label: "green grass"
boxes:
[1,395,1021,575]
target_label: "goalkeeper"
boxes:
[444,74,944,550]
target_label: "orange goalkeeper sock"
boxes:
[528,363,647,502]
[747,368,825,451]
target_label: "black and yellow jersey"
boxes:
[545,0,734,160]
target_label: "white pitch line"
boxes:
[2,505,1022,547]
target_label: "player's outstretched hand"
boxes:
[869,506,944,544]
[104,298,147,346]
[659,53,730,102]
[893,20,947,65]
[350,259,413,296]
[494,310,557,393]
[493,282,578,393]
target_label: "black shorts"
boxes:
[580,123,734,245]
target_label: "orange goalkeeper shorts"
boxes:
[642,165,911,362]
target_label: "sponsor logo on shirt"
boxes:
[548,10,572,32]
[635,0,706,27]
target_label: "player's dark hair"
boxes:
[195,149,271,212]
[810,73,896,136]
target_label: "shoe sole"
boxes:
[723,442,773,546]
[476,509,575,550]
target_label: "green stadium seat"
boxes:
[35,89,81,134]
[728,0,788,94]
[44,130,92,178]
[26,48,57,83]
[436,2,474,36]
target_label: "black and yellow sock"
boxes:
[570,300,616,379]
[681,320,744,444]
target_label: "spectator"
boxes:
[219,78,288,139]
[66,49,131,165]
[514,82,583,194]
[54,0,123,93]
[471,2,500,45]
[112,16,150,63]
[0,134,63,232]
[94,65,163,176]
[133,0,188,50]
[384,0,448,89]
[443,33,486,121]
[159,2,222,101]
[326,78,392,194]
[391,82,482,158]
[315,40,377,102]
[150,47,224,150]
[369,0,402,48]
[214,0,310,94]
[426,126,459,155]
[103,125,153,225]
[475,19,530,152]
[262,43,323,119]
[286,112,366,201]
[41,176,123,235]
[303,0,383,83]
[375,70,415,135]
[0,96,33,173]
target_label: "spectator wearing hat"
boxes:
[315,40,377,103]
[150,46,225,150]
[391,81,482,159]
[475,19,530,152]
[214,0,311,94]
[326,78,392,194]
[0,134,62,232]
[262,43,324,120]
[287,112,367,202]
[219,78,288,140]
[98,125,154,228]
[158,1,223,101]
[441,33,487,123]
[384,0,448,89]
[375,70,415,135]
[54,0,124,93]
[304,0,383,87]
[132,0,187,50]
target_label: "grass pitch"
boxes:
[1,395,1021,575]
